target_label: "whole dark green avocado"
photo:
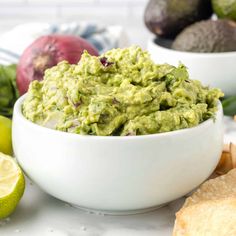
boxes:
[144,0,212,39]
[172,19,236,53]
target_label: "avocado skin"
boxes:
[212,0,236,21]
[144,0,212,39]
[172,19,236,53]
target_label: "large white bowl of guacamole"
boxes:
[12,46,224,213]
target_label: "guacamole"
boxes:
[22,46,223,136]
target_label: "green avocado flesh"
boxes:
[22,46,223,136]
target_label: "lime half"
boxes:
[212,0,236,20]
[0,152,25,219]
[0,115,13,155]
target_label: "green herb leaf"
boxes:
[0,64,18,117]
[222,96,236,116]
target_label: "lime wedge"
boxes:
[0,152,25,219]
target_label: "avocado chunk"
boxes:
[212,0,236,21]
[172,19,236,53]
[144,0,212,39]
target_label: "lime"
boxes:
[0,152,25,219]
[0,115,13,155]
[212,0,236,20]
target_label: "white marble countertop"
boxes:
[0,178,185,236]
[1,116,236,236]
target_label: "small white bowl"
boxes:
[12,95,224,214]
[147,38,236,96]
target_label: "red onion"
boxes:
[17,35,99,95]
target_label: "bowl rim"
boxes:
[148,38,236,58]
[13,94,222,140]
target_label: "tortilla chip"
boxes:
[173,198,236,236]
[183,168,236,208]
[215,150,233,175]
[215,143,236,175]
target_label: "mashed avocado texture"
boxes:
[22,46,223,136]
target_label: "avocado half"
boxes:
[172,19,236,53]
[144,0,212,39]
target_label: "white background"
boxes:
[0,0,152,48]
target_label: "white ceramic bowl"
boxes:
[13,95,224,214]
[147,38,236,96]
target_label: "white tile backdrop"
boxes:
[0,0,152,48]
